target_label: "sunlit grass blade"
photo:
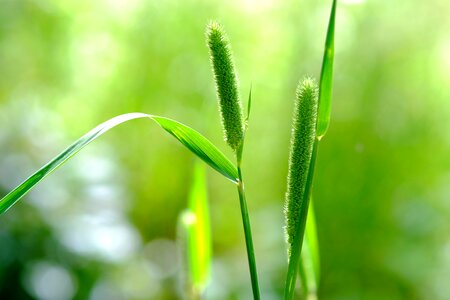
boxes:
[316,0,337,139]
[305,199,320,288]
[298,255,309,298]
[152,116,238,182]
[0,113,238,214]
[298,239,316,300]
[299,199,320,299]
[178,162,212,298]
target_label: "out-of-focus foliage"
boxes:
[178,162,211,298]
[0,0,449,299]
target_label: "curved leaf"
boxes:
[0,113,238,214]
[152,116,238,183]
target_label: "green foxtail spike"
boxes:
[206,21,244,151]
[284,78,319,251]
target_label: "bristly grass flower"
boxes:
[206,21,244,151]
[284,78,318,252]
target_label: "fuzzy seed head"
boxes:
[206,21,244,151]
[284,77,318,251]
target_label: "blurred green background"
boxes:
[1,0,450,299]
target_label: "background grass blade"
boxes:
[316,0,337,139]
[178,162,212,298]
[0,113,238,214]
[299,198,320,299]
[305,199,320,288]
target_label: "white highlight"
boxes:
[24,262,76,300]
[59,214,141,262]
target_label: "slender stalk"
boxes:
[236,151,261,299]
[284,139,319,300]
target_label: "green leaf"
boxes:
[178,162,212,297]
[152,116,238,183]
[316,0,337,139]
[0,113,238,214]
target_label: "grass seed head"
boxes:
[284,77,318,252]
[206,21,244,151]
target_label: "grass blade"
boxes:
[178,162,212,298]
[0,113,238,214]
[152,116,238,182]
[245,85,252,124]
[305,199,320,288]
[316,0,337,139]
[299,199,320,299]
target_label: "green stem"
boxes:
[284,139,320,300]
[236,160,261,299]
